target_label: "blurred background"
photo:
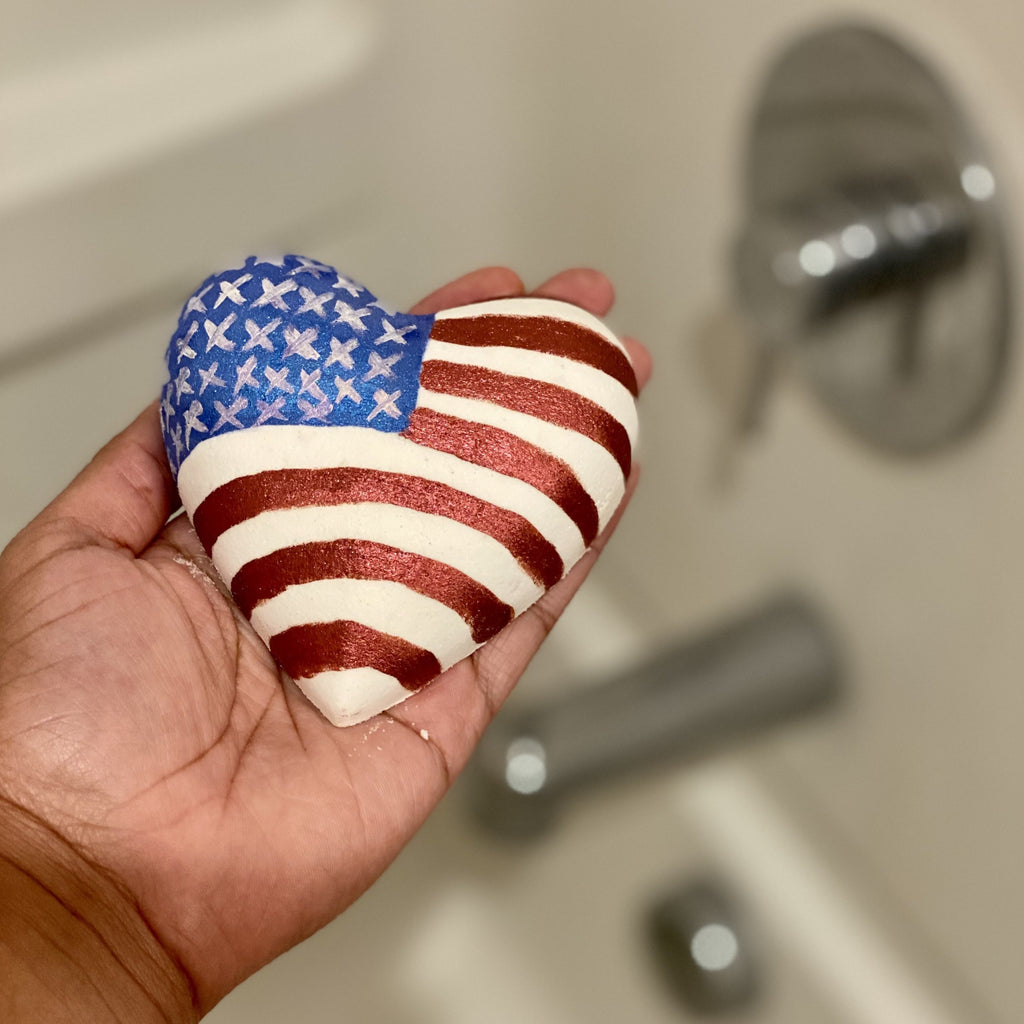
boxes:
[3,0,1024,1021]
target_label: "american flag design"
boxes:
[162,255,639,726]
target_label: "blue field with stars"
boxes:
[160,255,435,477]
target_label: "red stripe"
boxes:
[192,467,564,589]
[270,620,441,690]
[419,361,632,478]
[231,539,513,643]
[402,408,599,545]
[430,314,638,397]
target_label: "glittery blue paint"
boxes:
[160,255,434,477]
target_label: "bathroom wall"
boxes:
[536,2,1024,1020]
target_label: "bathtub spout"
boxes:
[466,593,842,839]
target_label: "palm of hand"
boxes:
[1,508,469,1004]
[0,268,649,1012]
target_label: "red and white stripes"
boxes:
[176,297,638,726]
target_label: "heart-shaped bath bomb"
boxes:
[160,255,638,726]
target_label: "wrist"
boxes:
[0,796,198,1024]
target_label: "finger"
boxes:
[531,267,615,317]
[472,464,641,707]
[624,337,653,392]
[532,270,651,391]
[409,267,525,315]
[39,401,177,555]
[381,465,642,760]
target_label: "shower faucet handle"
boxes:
[731,25,1010,456]
[736,180,973,339]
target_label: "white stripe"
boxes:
[178,425,586,564]
[292,667,411,727]
[422,339,638,444]
[433,297,630,358]
[418,389,626,533]
[251,578,475,670]
[212,503,544,612]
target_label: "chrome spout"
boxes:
[467,594,842,839]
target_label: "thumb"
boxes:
[37,401,178,555]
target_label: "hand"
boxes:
[0,267,651,1020]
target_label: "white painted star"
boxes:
[255,397,288,425]
[299,368,327,402]
[282,324,320,360]
[173,367,193,400]
[183,401,207,447]
[298,397,333,422]
[213,272,252,309]
[333,301,372,331]
[367,388,402,421]
[288,257,333,279]
[264,366,294,394]
[212,397,247,431]
[242,318,279,352]
[198,362,226,394]
[373,319,415,346]
[252,278,297,311]
[234,355,259,395]
[296,285,333,317]
[253,255,286,267]
[364,350,403,381]
[185,283,214,315]
[176,322,198,361]
[324,336,358,370]
[334,376,361,404]
[204,313,237,352]
[171,424,184,461]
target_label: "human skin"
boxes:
[0,266,652,1022]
